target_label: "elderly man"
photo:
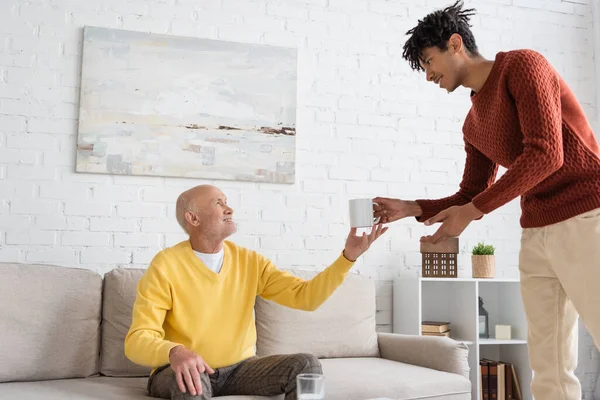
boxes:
[125,184,386,400]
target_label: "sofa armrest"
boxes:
[377,332,470,379]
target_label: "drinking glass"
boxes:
[296,373,325,399]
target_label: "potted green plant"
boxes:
[472,242,496,278]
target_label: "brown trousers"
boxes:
[519,207,600,400]
[147,353,322,400]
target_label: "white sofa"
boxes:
[0,262,471,399]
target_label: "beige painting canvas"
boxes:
[75,26,297,184]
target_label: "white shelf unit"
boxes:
[393,276,532,400]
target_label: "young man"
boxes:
[125,184,386,400]
[373,1,600,399]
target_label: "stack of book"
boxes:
[479,358,522,400]
[421,321,451,337]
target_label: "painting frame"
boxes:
[75,26,298,184]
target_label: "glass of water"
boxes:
[297,373,325,400]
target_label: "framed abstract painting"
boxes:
[76,26,297,184]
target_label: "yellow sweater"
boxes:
[124,240,355,369]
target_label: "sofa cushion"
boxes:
[0,360,470,400]
[255,269,379,359]
[320,357,471,400]
[0,263,102,383]
[0,377,151,400]
[100,268,151,377]
[0,377,281,400]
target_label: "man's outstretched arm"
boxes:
[258,225,387,311]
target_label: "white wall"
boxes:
[0,0,598,396]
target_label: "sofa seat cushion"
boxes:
[320,357,471,400]
[0,377,151,400]
[0,376,281,400]
[0,359,470,400]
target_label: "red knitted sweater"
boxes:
[416,49,600,228]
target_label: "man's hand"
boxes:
[343,224,388,262]
[169,345,214,396]
[373,197,422,223]
[420,203,484,244]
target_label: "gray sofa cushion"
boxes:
[0,359,471,400]
[100,268,151,377]
[255,269,380,359]
[320,357,472,400]
[0,377,152,400]
[0,263,102,383]
[0,377,281,400]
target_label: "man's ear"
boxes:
[184,211,200,228]
[448,33,463,53]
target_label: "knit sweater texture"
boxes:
[417,49,600,228]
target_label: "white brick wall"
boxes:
[0,0,598,395]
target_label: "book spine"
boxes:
[506,363,513,399]
[489,363,498,400]
[481,361,489,400]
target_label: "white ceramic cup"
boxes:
[349,198,380,228]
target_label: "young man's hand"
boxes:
[420,203,484,244]
[343,224,388,262]
[373,197,423,223]
[169,345,214,396]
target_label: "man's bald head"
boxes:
[175,185,234,238]
[176,185,212,233]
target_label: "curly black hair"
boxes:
[402,0,479,71]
